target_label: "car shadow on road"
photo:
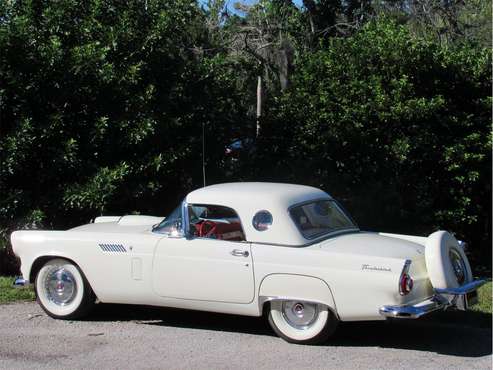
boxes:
[89,304,491,357]
[90,304,275,336]
[333,310,492,358]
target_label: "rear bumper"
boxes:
[379,279,487,319]
[433,279,486,295]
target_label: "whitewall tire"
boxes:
[35,258,95,319]
[425,231,473,290]
[268,300,338,344]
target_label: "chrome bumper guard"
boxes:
[379,279,487,319]
[12,276,29,288]
[433,280,486,295]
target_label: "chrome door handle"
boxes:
[231,249,249,257]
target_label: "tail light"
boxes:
[399,260,414,295]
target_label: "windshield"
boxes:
[289,199,358,239]
[152,203,183,237]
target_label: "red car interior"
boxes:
[194,220,245,241]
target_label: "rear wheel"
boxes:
[268,300,338,344]
[35,258,95,319]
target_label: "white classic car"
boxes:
[11,183,486,344]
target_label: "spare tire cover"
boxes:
[425,231,472,290]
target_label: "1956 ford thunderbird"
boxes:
[11,182,486,344]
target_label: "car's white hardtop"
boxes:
[186,182,337,246]
[187,182,331,207]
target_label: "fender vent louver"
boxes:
[99,243,127,253]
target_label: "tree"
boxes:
[0,0,248,250]
[374,0,492,47]
[259,20,491,265]
[0,1,490,274]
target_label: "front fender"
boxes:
[258,273,337,316]
[11,231,89,286]
[10,231,55,282]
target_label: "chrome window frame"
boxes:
[182,201,191,239]
[152,200,187,239]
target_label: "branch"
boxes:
[242,34,279,75]
[317,22,358,36]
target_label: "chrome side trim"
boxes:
[249,229,361,248]
[434,279,487,295]
[379,295,449,319]
[99,243,127,253]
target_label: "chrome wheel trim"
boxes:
[35,259,88,318]
[269,300,332,342]
[44,267,77,306]
[281,301,319,330]
[449,248,467,285]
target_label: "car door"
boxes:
[151,203,254,304]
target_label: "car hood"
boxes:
[306,231,425,260]
[69,215,164,234]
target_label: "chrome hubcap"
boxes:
[449,249,466,285]
[282,301,319,330]
[44,267,77,306]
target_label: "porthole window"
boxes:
[252,210,273,231]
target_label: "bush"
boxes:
[0,6,490,274]
[0,0,251,275]
[258,20,491,267]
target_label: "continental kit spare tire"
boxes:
[425,231,472,290]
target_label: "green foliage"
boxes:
[259,20,491,261]
[64,163,130,213]
[0,276,35,304]
[0,2,491,274]
[0,0,247,236]
[471,281,492,315]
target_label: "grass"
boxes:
[471,281,492,314]
[0,276,35,304]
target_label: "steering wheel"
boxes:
[198,221,218,238]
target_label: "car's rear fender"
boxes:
[258,274,338,317]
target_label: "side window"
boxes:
[188,204,245,241]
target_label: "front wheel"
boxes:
[35,258,95,319]
[267,300,338,344]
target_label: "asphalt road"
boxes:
[0,302,491,370]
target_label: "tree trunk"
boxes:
[256,75,262,138]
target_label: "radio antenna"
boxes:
[202,121,206,187]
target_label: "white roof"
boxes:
[186,182,330,206]
[186,182,332,246]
